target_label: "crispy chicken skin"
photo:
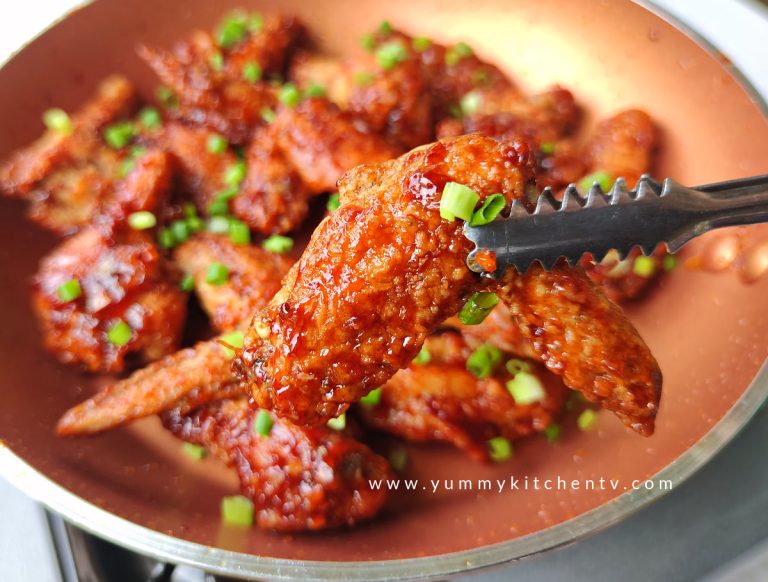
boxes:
[138,15,303,143]
[162,398,393,531]
[237,135,661,435]
[359,333,567,462]
[173,233,293,332]
[32,225,186,374]
[0,76,173,234]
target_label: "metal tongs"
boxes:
[463,174,768,277]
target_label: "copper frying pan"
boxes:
[1,0,767,579]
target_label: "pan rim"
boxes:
[1,0,767,579]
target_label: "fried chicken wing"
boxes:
[162,398,393,531]
[236,135,661,436]
[173,233,293,332]
[359,333,567,462]
[32,225,186,373]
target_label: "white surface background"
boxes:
[0,1,766,581]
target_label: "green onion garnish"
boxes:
[42,108,73,134]
[187,215,205,233]
[260,107,276,123]
[207,215,231,234]
[223,160,247,186]
[229,220,250,245]
[220,330,244,359]
[209,51,224,71]
[242,61,263,83]
[216,13,248,49]
[103,121,137,149]
[388,448,408,471]
[248,13,264,33]
[578,170,613,193]
[378,20,393,35]
[472,68,491,85]
[663,254,677,271]
[577,409,598,431]
[106,319,132,346]
[506,358,532,376]
[633,255,656,277]
[206,262,230,286]
[206,134,228,154]
[180,274,195,292]
[360,33,376,52]
[157,227,175,249]
[278,83,301,107]
[543,423,561,442]
[459,91,482,116]
[466,344,502,379]
[139,107,162,130]
[326,192,340,212]
[118,158,136,178]
[539,141,556,155]
[412,346,431,365]
[457,291,499,325]
[262,235,293,254]
[376,41,408,70]
[156,86,177,108]
[127,211,157,231]
[412,36,432,52]
[182,442,207,460]
[445,42,473,66]
[506,371,546,405]
[304,83,326,98]
[221,495,254,527]
[253,409,274,436]
[360,387,382,406]
[209,186,239,216]
[170,219,190,244]
[327,413,346,431]
[57,279,82,302]
[469,193,505,226]
[440,182,480,222]
[487,436,513,462]
[353,71,375,86]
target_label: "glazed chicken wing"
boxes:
[235,135,662,435]
[162,398,393,531]
[359,333,567,462]
[32,225,186,373]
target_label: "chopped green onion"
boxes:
[262,234,293,254]
[447,103,463,119]
[223,160,247,186]
[248,13,264,33]
[378,20,393,35]
[156,86,177,108]
[543,423,561,442]
[440,182,480,222]
[187,215,205,233]
[209,51,224,71]
[106,319,132,346]
[487,436,513,462]
[327,413,346,431]
[103,121,137,149]
[388,448,408,471]
[466,344,502,379]
[471,68,491,85]
[220,330,244,359]
[170,219,190,244]
[540,141,556,155]
[457,291,499,325]
[360,33,376,52]
[180,274,195,292]
[229,220,250,245]
[506,371,546,405]
[278,83,302,107]
[253,409,274,436]
[506,358,532,376]
[445,42,473,66]
[127,211,157,231]
[412,346,431,365]
[578,170,613,193]
[460,91,482,116]
[42,108,73,134]
[209,186,239,215]
[353,71,375,86]
[469,193,505,226]
[376,41,408,70]
[242,61,263,83]
[206,133,228,154]
[216,13,248,49]
[326,192,340,212]
[260,107,276,123]
[206,262,230,286]
[138,107,162,129]
[57,279,82,302]
[304,83,326,98]
[158,227,176,249]
[663,254,677,271]
[412,36,432,52]
[221,495,254,527]
[207,215,231,234]
[577,409,598,431]
[183,203,197,218]
[182,442,207,460]
[633,255,656,277]
[360,387,382,406]
[118,158,136,178]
